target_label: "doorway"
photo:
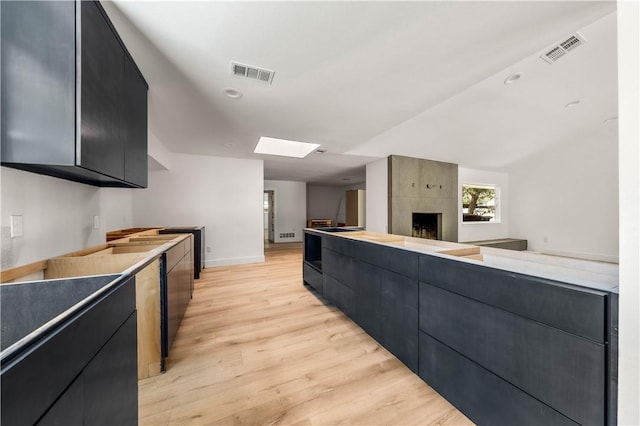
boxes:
[264,190,275,243]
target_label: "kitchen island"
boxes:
[303,228,618,426]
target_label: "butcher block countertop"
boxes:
[305,228,619,293]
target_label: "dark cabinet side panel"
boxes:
[380,269,418,372]
[122,55,148,187]
[419,332,579,426]
[419,254,606,342]
[79,1,125,179]
[420,283,605,426]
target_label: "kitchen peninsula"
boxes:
[303,228,618,426]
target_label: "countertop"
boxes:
[305,228,619,293]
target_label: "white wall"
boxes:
[458,167,509,243]
[132,153,264,267]
[617,3,640,423]
[306,182,366,226]
[0,167,133,270]
[507,127,618,262]
[265,180,306,243]
[365,158,388,233]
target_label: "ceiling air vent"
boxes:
[540,33,586,64]
[231,62,275,84]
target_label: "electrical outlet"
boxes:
[10,215,23,238]
[206,246,212,253]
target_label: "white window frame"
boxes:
[461,183,501,224]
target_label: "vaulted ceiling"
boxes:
[103,1,618,185]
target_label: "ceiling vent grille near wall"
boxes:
[540,33,586,64]
[231,62,275,84]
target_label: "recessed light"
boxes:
[504,72,523,85]
[565,100,581,108]
[224,88,242,99]
[603,116,618,124]
[224,143,233,148]
[315,149,327,154]
[342,178,351,181]
[254,136,320,158]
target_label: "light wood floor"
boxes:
[139,243,473,425]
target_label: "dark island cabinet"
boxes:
[302,229,618,426]
[379,269,419,373]
[1,1,148,188]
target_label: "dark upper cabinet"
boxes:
[123,55,149,187]
[0,1,148,188]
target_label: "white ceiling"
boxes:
[103,1,618,185]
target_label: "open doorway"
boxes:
[264,190,275,243]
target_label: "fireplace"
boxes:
[412,213,442,240]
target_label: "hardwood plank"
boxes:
[139,243,473,425]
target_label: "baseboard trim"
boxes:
[205,256,265,268]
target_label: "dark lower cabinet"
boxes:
[1,275,137,426]
[420,282,605,425]
[83,314,138,426]
[163,237,194,359]
[419,332,578,426]
[37,375,84,426]
[303,262,323,293]
[354,261,381,340]
[379,269,418,373]
[323,274,355,318]
[38,313,138,426]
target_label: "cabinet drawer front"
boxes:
[322,247,357,289]
[380,269,419,372]
[419,332,578,426]
[323,275,355,318]
[354,261,381,339]
[358,242,418,280]
[1,276,135,426]
[166,241,185,272]
[420,283,605,426]
[419,254,607,342]
[323,235,356,257]
[303,262,323,294]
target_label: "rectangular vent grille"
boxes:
[541,33,586,64]
[279,233,295,239]
[231,62,275,84]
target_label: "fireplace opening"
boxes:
[412,213,442,240]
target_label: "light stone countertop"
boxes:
[306,228,619,293]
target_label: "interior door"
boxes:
[265,190,275,242]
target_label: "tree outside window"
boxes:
[462,184,498,222]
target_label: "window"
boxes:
[462,184,499,223]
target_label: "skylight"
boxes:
[254,137,320,158]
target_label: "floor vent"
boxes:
[231,62,275,84]
[279,233,295,239]
[541,33,586,64]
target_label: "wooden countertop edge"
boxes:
[0,229,190,283]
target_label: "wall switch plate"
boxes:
[93,215,100,230]
[10,215,23,238]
